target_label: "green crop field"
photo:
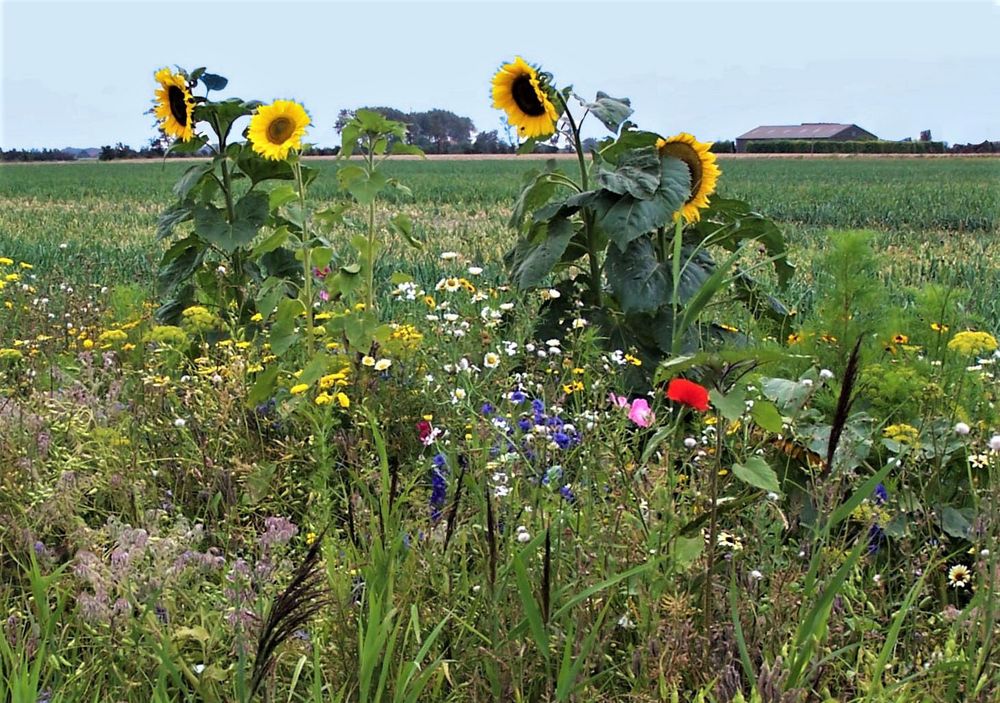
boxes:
[2,156,998,312]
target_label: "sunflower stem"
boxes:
[365,140,378,316]
[293,157,315,358]
[556,92,601,306]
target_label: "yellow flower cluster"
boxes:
[181,305,218,333]
[947,330,998,356]
[146,325,189,346]
[0,348,23,361]
[883,423,920,445]
[388,323,423,350]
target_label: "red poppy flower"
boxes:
[666,378,710,412]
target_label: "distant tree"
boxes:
[335,106,475,154]
[472,130,510,154]
[920,129,932,142]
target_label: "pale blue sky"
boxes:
[2,0,998,149]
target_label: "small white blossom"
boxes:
[955,422,971,436]
[819,368,834,380]
[173,418,187,428]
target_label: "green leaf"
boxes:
[297,352,330,387]
[760,376,812,413]
[337,165,388,205]
[193,191,269,253]
[255,276,287,318]
[194,98,252,142]
[338,124,360,158]
[595,156,690,251]
[732,456,781,494]
[506,218,576,290]
[270,298,304,355]
[173,162,213,200]
[200,72,228,91]
[694,198,795,288]
[938,506,973,539]
[157,202,194,240]
[165,135,208,157]
[390,213,422,249]
[238,149,294,185]
[595,126,661,164]
[268,185,299,211]
[250,225,289,259]
[750,400,784,433]
[671,536,704,570]
[510,162,563,230]
[156,238,202,296]
[577,91,634,133]
[604,236,668,314]
[390,142,425,157]
[248,365,280,405]
[596,146,660,199]
[710,387,747,422]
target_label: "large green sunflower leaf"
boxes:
[157,202,194,240]
[596,147,661,200]
[156,237,203,296]
[236,148,294,184]
[604,236,669,314]
[691,198,795,288]
[192,191,269,253]
[576,92,634,133]
[506,217,576,290]
[595,156,690,251]
[173,162,213,200]
[509,161,561,230]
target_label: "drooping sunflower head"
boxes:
[491,57,559,139]
[153,68,196,142]
[248,100,311,161]
[656,132,721,223]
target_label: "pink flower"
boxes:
[627,398,655,427]
[609,393,629,409]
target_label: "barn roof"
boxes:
[736,123,860,140]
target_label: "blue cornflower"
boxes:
[873,483,888,505]
[481,402,495,416]
[433,453,447,468]
[867,523,885,554]
[531,398,545,415]
[553,431,571,449]
[560,485,576,503]
[509,390,527,404]
[518,418,533,432]
[430,468,447,521]
[547,416,564,428]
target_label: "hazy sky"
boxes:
[2,0,998,149]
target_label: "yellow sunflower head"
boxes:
[153,68,196,142]
[656,133,721,223]
[248,100,311,161]
[491,57,560,140]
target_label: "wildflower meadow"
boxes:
[1,60,999,702]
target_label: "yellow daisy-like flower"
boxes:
[289,383,309,395]
[248,100,311,161]
[656,133,721,223]
[153,68,195,142]
[491,57,559,139]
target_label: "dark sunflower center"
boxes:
[660,142,703,203]
[267,117,294,145]
[167,86,188,126]
[511,75,546,117]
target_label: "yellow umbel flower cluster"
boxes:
[947,330,998,356]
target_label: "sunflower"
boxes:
[248,100,311,161]
[153,68,195,141]
[491,57,559,139]
[656,133,721,223]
